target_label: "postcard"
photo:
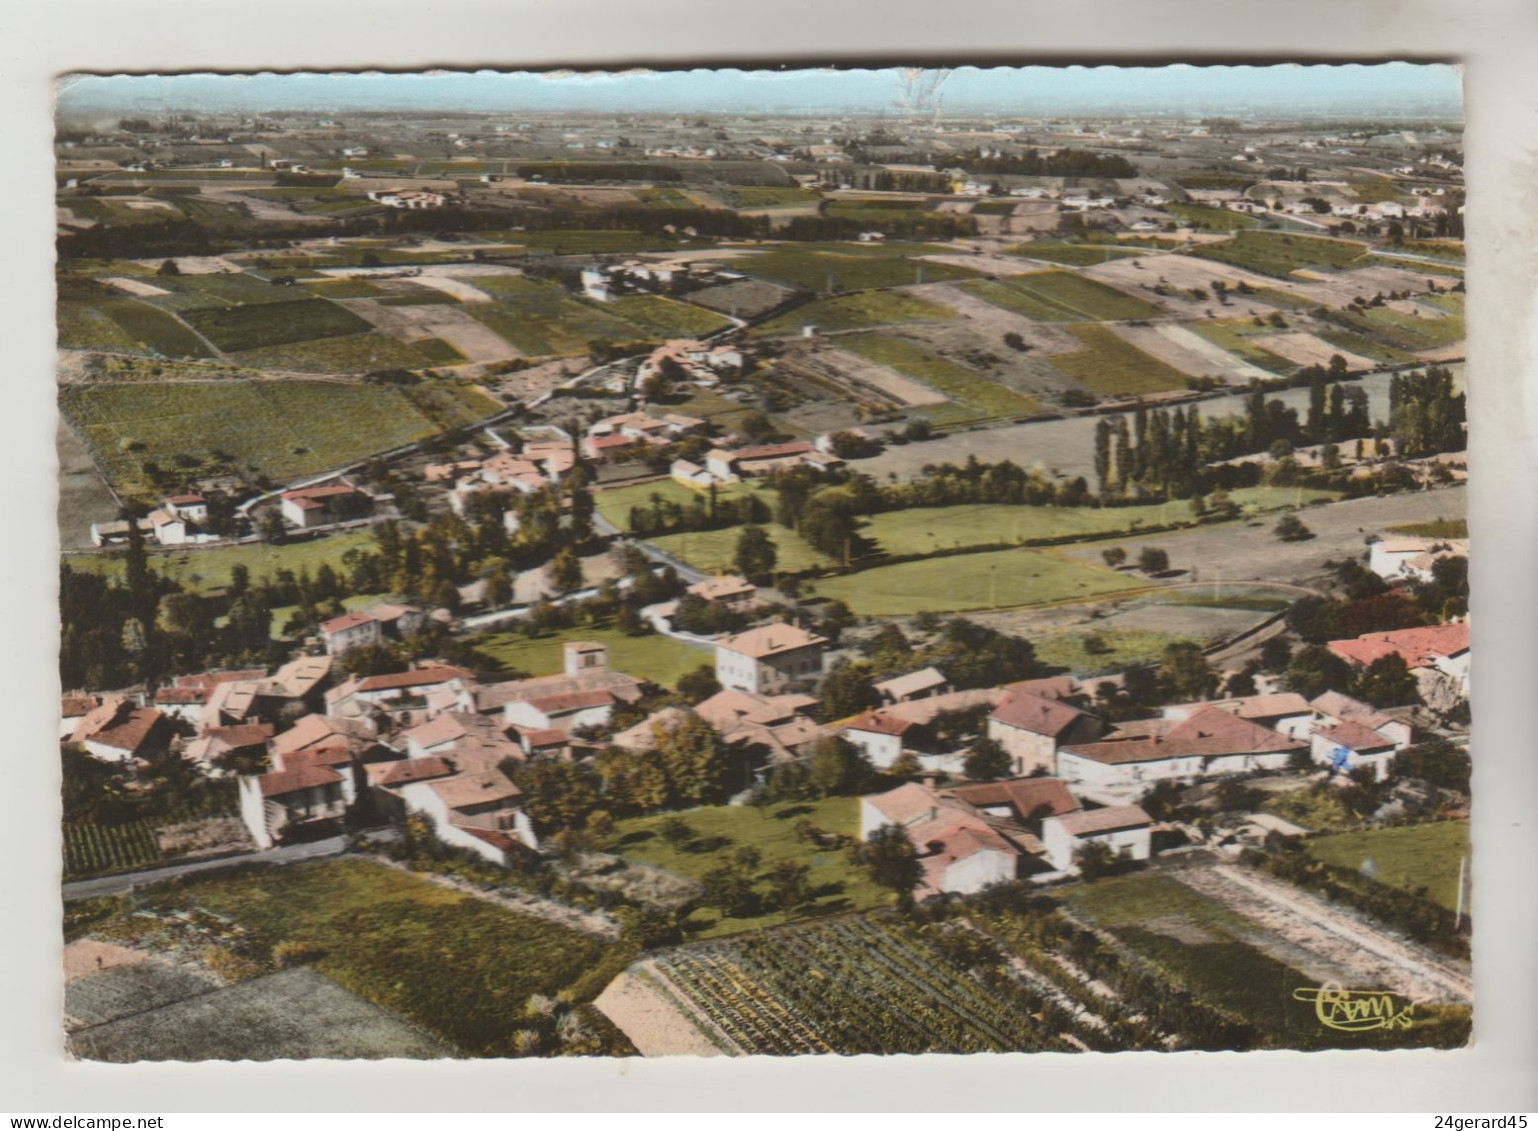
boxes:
[54,64,1470,1061]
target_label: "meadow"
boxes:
[466,293,646,357]
[1164,203,1260,231]
[227,332,446,373]
[810,547,1147,616]
[603,295,732,338]
[181,297,371,353]
[68,530,378,594]
[1187,320,1302,374]
[475,624,709,689]
[1005,242,1145,266]
[731,245,978,293]
[601,798,889,939]
[1305,821,1470,912]
[592,478,752,531]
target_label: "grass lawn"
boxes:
[600,797,892,939]
[476,624,710,688]
[963,271,1160,322]
[604,294,732,338]
[1305,821,1470,912]
[837,332,1042,426]
[754,290,956,336]
[1047,324,1192,396]
[810,547,1147,616]
[1188,231,1371,279]
[137,859,626,1057]
[71,530,378,594]
[592,478,752,532]
[1032,631,1197,677]
[1005,242,1144,266]
[1188,320,1302,374]
[59,379,496,504]
[181,297,371,353]
[733,245,978,293]
[647,524,832,576]
[1165,203,1260,231]
[856,499,1194,556]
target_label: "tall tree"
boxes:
[862,824,923,909]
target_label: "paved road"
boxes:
[62,834,372,901]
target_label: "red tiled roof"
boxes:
[845,710,914,737]
[177,669,267,690]
[165,493,205,505]
[61,696,97,718]
[734,441,813,462]
[87,708,166,755]
[516,727,569,748]
[1327,623,1469,670]
[282,484,360,502]
[259,755,343,798]
[1320,720,1397,752]
[355,666,471,693]
[375,756,454,786]
[202,722,274,749]
[716,623,827,659]
[950,778,1080,822]
[990,690,1087,738]
[1062,706,1300,766]
[456,825,521,852]
[321,610,376,634]
[526,689,615,715]
[1053,805,1152,837]
[155,687,208,706]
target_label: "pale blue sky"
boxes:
[58,63,1461,118]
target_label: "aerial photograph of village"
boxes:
[54,64,1470,1061]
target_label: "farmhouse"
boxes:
[503,688,618,734]
[1057,706,1305,802]
[1161,692,1316,742]
[686,573,758,612]
[858,782,1026,898]
[280,484,373,529]
[325,665,474,724]
[704,442,833,482]
[71,699,172,764]
[320,610,382,656]
[89,517,154,547]
[714,623,827,694]
[181,721,274,776]
[1312,719,1399,782]
[1326,621,1471,708]
[692,689,828,766]
[670,459,715,490]
[238,746,356,850]
[471,642,646,721]
[987,687,1107,777]
[1310,690,1415,749]
[1040,805,1154,872]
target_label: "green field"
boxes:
[730,245,977,293]
[754,290,956,336]
[412,338,467,364]
[227,332,445,373]
[730,186,817,209]
[1305,821,1470,912]
[182,297,371,353]
[1188,231,1371,278]
[1314,329,1420,366]
[59,300,153,353]
[1165,203,1260,231]
[71,530,378,594]
[592,478,753,531]
[1188,320,1300,374]
[600,797,889,939]
[377,291,461,307]
[1335,301,1465,353]
[1033,631,1198,677]
[646,524,832,576]
[123,859,626,1057]
[1005,242,1145,266]
[603,295,732,338]
[837,333,1043,426]
[1385,517,1467,539]
[514,229,675,255]
[1047,325,1192,396]
[60,380,498,503]
[810,547,1146,615]
[302,279,385,299]
[475,624,708,689]
[963,271,1160,323]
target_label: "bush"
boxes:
[272,940,328,968]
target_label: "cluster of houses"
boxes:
[580,410,707,461]
[671,440,842,491]
[579,259,744,303]
[90,494,221,548]
[633,338,745,393]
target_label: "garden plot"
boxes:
[69,966,456,1062]
[104,277,172,298]
[1114,323,1271,384]
[930,283,1086,351]
[344,301,522,363]
[594,968,728,1057]
[1250,332,1379,370]
[917,251,1047,277]
[1086,254,1314,310]
[409,276,495,304]
[130,255,243,275]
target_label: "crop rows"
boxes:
[650,914,1066,1055]
[64,819,162,879]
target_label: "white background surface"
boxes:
[1,0,1534,1112]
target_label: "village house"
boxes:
[841,687,1011,775]
[503,688,618,734]
[1160,692,1316,742]
[670,459,716,490]
[88,516,154,548]
[279,484,373,530]
[469,642,646,721]
[1326,621,1471,709]
[714,623,828,694]
[1040,805,1155,872]
[320,610,382,656]
[691,689,828,768]
[182,722,274,776]
[1309,690,1415,749]
[1311,719,1399,782]
[858,781,1027,898]
[326,665,474,725]
[703,442,837,483]
[70,699,172,765]
[1057,706,1305,803]
[686,573,758,613]
[237,743,357,850]
[987,686,1108,777]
